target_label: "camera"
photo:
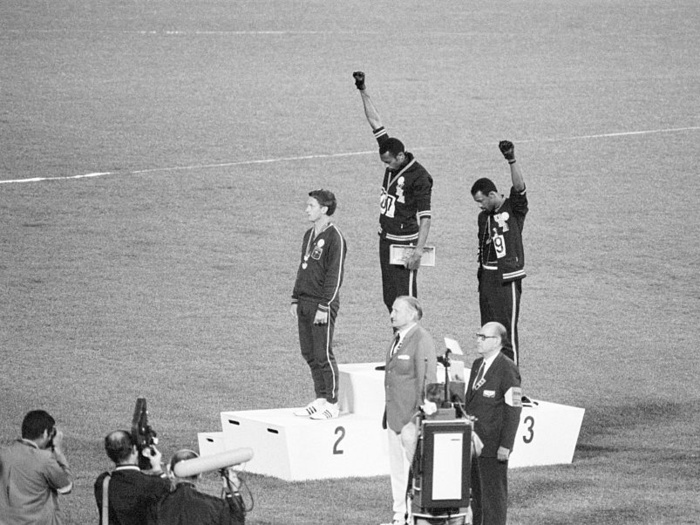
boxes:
[47,427,57,451]
[131,397,158,470]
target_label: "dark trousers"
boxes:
[478,271,522,365]
[379,238,417,312]
[297,298,339,404]
[471,456,509,525]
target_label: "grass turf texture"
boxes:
[1,0,700,524]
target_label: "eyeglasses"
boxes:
[475,333,497,341]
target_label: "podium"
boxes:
[198,362,585,481]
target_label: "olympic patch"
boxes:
[494,212,510,231]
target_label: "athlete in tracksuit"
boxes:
[291,189,347,420]
[353,71,434,313]
[471,141,528,365]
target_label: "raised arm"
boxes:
[499,140,525,192]
[353,71,384,131]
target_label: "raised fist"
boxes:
[498,140,515,161]
[352,71,365,90]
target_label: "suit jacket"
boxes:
[153,483,243,525]
[94,466,170,525]
[465,352,522,457]
[384,324,437,433]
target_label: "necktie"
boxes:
[473,361,485,389]
[390,334,401,356]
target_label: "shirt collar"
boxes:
[19,438,40,449]
[115,465,141,472]
[482,351,500,373]
[396,322,417,341]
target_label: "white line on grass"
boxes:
[2,126,699,185]
[518,126,700,143]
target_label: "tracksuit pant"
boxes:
[479,269,522,365]
[297,297,339,404]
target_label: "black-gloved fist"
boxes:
[353,71,365,90]
[499,140,515,162]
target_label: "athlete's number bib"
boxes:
[492,232,506,258]
[380,191,396,218]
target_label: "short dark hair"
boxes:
[21,410,55,440]
[379,137,405,157]
[470,177,498,197]
[308,189,337,216]
[105,430,136,464]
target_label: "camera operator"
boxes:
[94,430,170,525]
[152,449,244,525]
[0,410,73,524]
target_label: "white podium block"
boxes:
[197,362,585,481]
[338,362,585,470]
[197,432,227,457]
[337,362,385,420]
[508,400,585,468]
[219,408,388,481]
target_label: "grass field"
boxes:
[1,1,700,524]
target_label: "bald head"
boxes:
[104,430,136,464]
[476,322,508,358]
[482,322,506,342]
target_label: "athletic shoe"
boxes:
[293,398,326,417]
[309,402,339,420]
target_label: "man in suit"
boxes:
[465,322,522,525]
[94,430,170,525]
[382,296,437,525]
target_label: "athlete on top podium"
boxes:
[353,71,434,313]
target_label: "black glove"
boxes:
[499,140,515,162]
[353,71,365,90]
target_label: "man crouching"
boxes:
[152,449,244,525]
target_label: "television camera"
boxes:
[131,397,159,471]
[130,397,254,518]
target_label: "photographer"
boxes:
[152,449,244,525]
[94,430,170,525]
[0,409,73,524]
